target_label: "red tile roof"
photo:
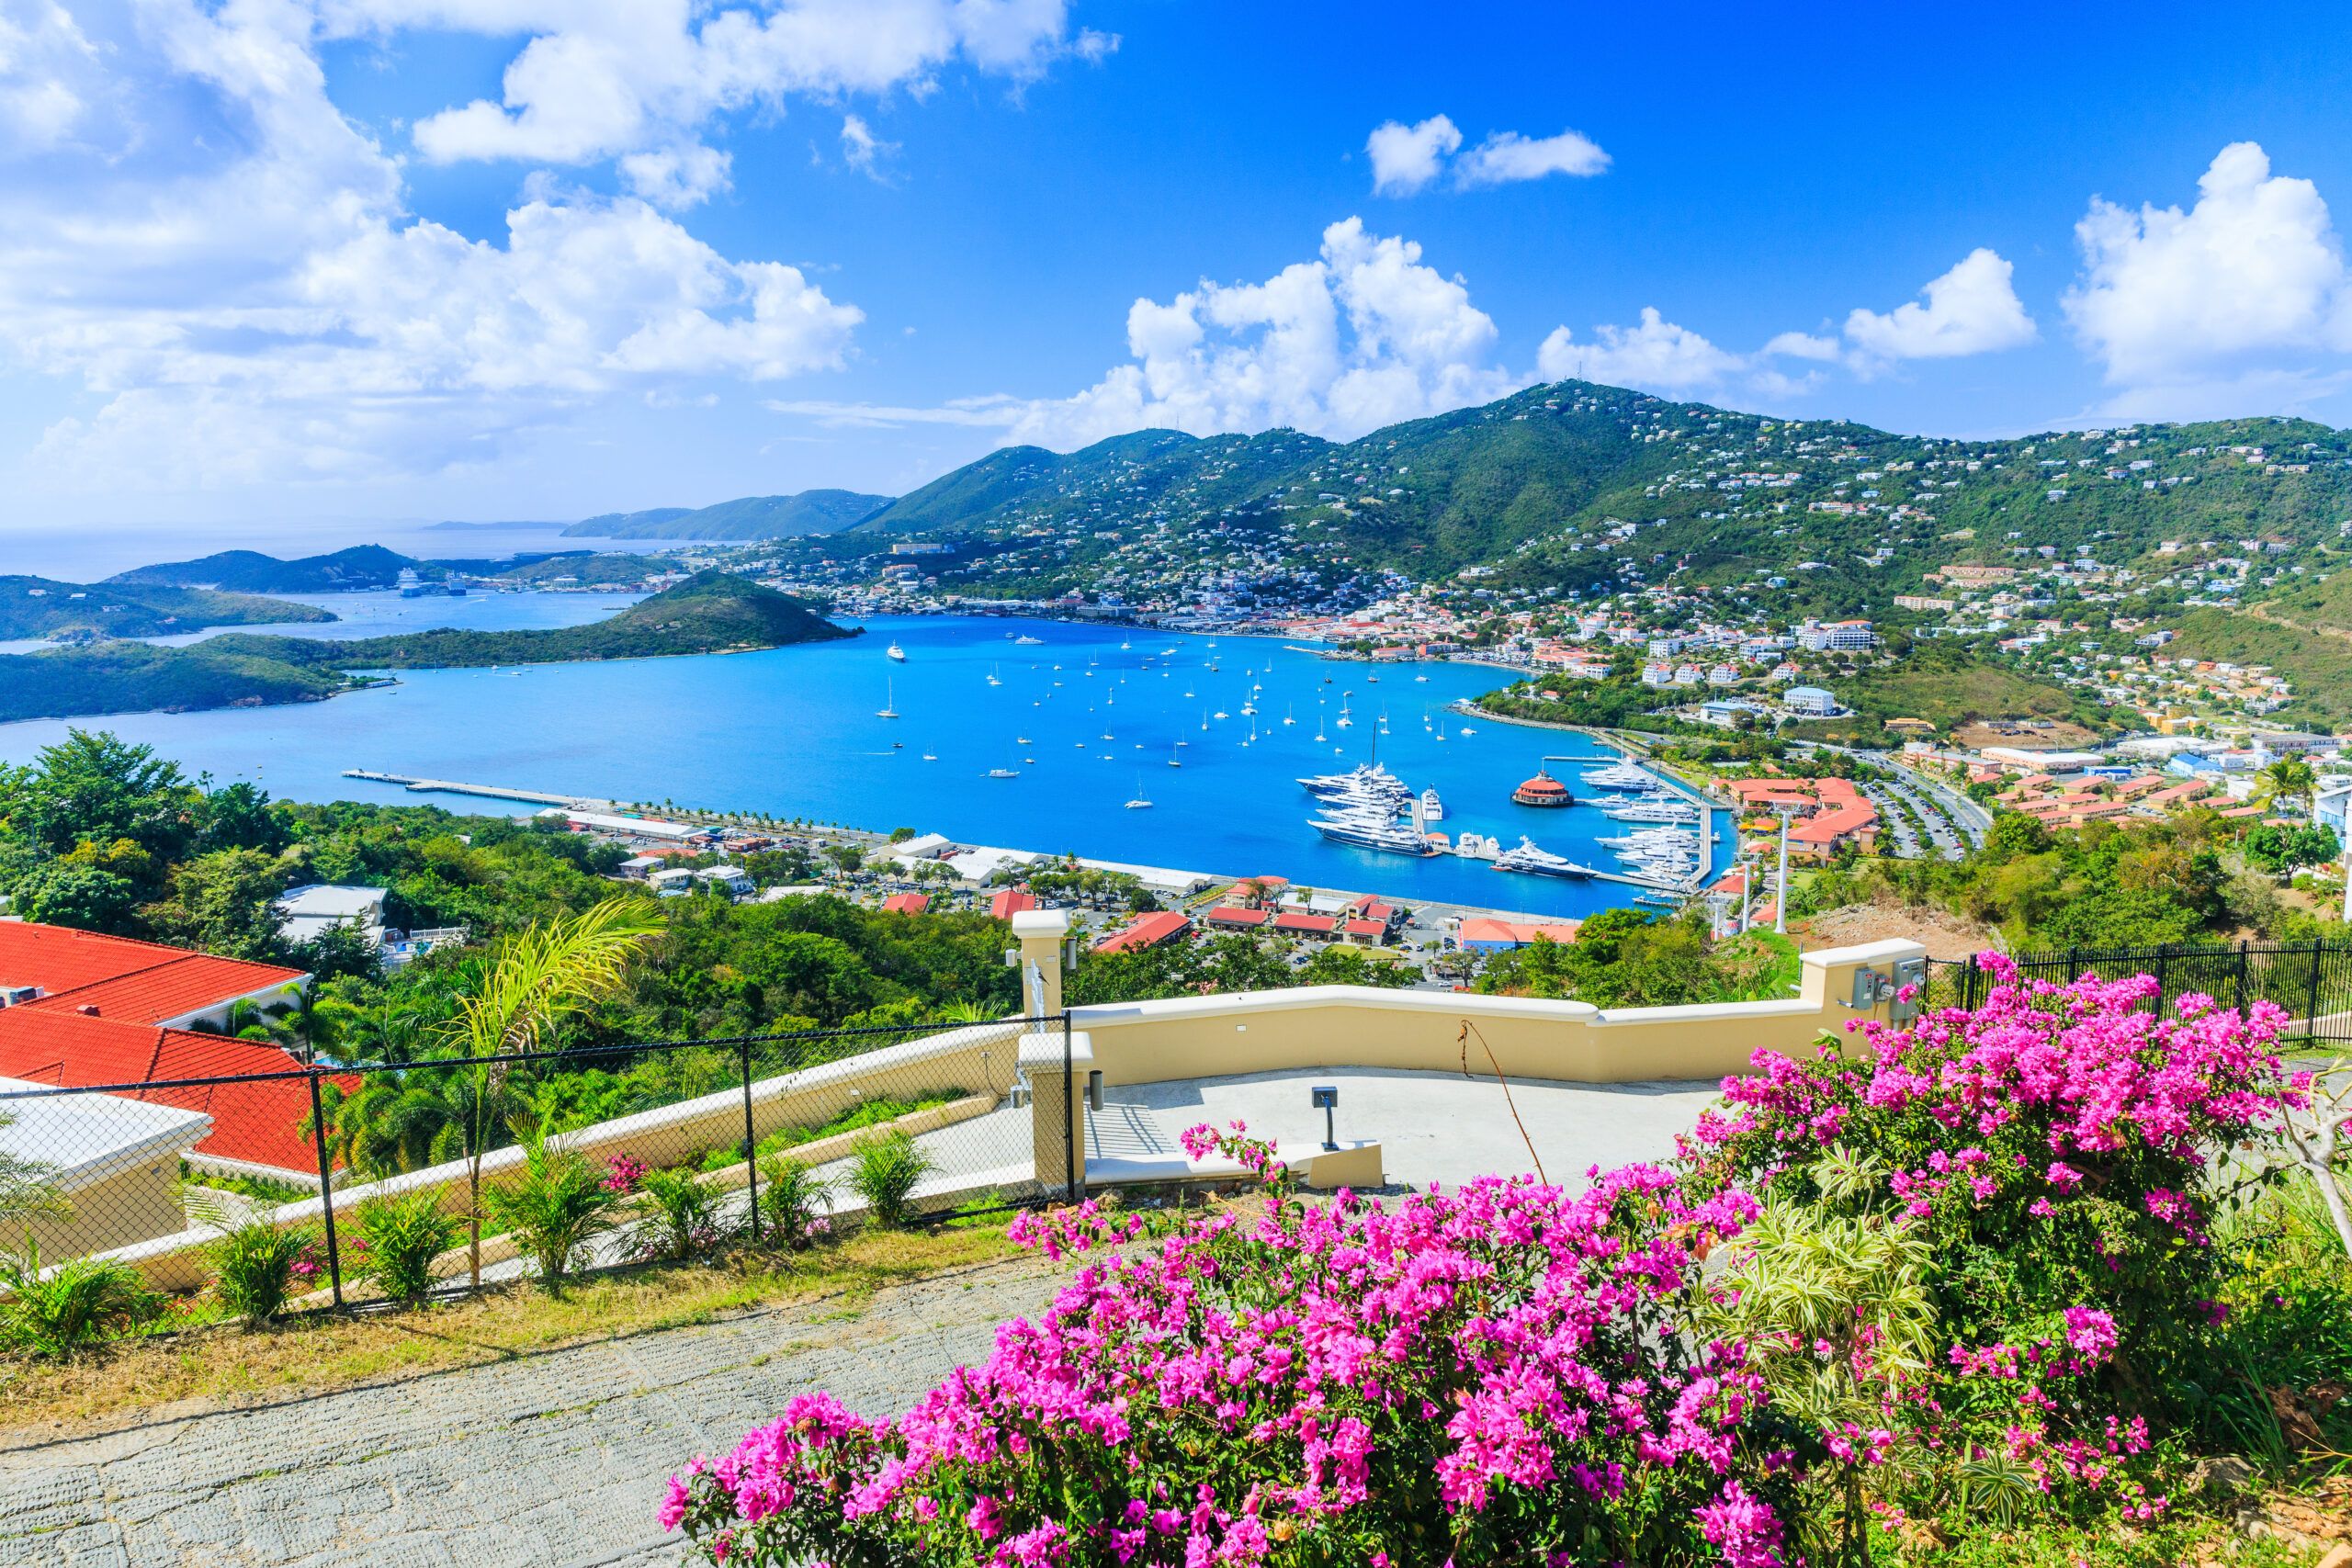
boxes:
[0,1010,339,1175]
[1271,911,1339,935]
[989,887,1037,920]
[1204,906,1272,927]
[0,921,304,1022]
[1460,917,1582,948]
[0,920,324,1174]
[880,893,931,915]
[1092,910,1193,954]
[1340,919,1390,941]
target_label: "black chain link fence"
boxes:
[0,1014,1076,1303]
[1925,939,2352,1046]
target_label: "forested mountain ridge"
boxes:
[841,380,2352,618]
[567,489,891,540]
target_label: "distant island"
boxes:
[1,575,333,642]
[564,488,890,541]
[111,545,438,594]
[0,572,853,724]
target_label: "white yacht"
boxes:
[1581,759,1657,791]
[1493,839,1602,879]
[1014,634,1045,646]
[1418,785,1445,822]
[1603,799,1701,824]
[886,641,907,662]
[1308,808,1439,857]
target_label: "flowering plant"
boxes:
[1684,954,2307,1538]
[667,1124,1789,1567]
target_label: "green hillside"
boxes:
[0,640,349,723]
[837,380,2352,615]
[0,573,854,723]
[495,553,676,585]
[109,545,427,593]
[567,489,890,539]
[0,577,333,640]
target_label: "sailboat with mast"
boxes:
[876,678,899,719]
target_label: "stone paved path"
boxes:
[0,1258,1060,1568]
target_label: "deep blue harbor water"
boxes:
[0,595,1695,918]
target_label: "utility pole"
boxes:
[1738,846,1754,933]
[1774,807,1793,936]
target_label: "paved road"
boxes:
[0,1258,1060,1568]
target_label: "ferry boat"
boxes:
[886,641,907,661]
[1493,838,1602,879]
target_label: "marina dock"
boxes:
[342,771,604,808]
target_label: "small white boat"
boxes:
[1459,726,1476,737]
[1125,774,1152,808]
[987,767,1019,779]
[987,665,1001,686]
[921,748,937,761]
[876,678,899,719]
[886,641,906,662]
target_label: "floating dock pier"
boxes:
[342,771,601,808]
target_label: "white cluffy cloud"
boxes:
[1365,115,1462,196]
[2064,141,2352,415]
[1844,247,2037,363]
[357,0,1114,203]
[0,0,865,490]
[785,219,1526,446]
[1537,310,1747,393]
[1366,114,1609,195]
[1455,129,1611,187]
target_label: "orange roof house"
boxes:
[1091,910,1194,954]
[0,922,325,1177]
[880,893,931,915]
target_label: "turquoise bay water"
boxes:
[0,601,1683,918]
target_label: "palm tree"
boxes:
[440,899,664,1286]
[2257,756,2319,816]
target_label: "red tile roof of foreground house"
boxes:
[1091,910,1194,954]
[989,886,1037,920]
[0,1010,345,1175]
[0,921,304,1014]
[880,893,930,915]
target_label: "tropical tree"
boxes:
[439,898,663,1286]
[2256,756,2319,817]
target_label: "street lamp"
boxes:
[1774,806,1795,935]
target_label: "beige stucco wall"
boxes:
[22,1157,189,1260]
[1069,940,1923,1088]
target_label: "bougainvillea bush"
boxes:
[666,1139,1791,1567]
[666,958,2321,1566]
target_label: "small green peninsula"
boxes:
[0,575,333,641]
[0,571,852,723]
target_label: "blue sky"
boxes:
[4,0,2351,534]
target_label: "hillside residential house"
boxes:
[0,921,329,1181]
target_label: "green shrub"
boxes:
[845,1131,933,1230]
[635,1167,733,1262]
[755,1156,831,1248]
[209,1219,318,1327]
[0,1243,160,1356]
[352,1190,462,1303]
[482,1130,623,1292]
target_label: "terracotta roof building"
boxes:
[0,922,322,1178]
[1091,910,1194,954]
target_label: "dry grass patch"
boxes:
[0,1224,1024,1441]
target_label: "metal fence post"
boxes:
[306,1067,345,1309]
[740,1040,761,1243]
[1062,1010,1078,1202]
[2236,941,2250,1013]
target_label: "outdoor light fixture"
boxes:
[1311,1084,1339,1151]
[1088,1069,1104,1111]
